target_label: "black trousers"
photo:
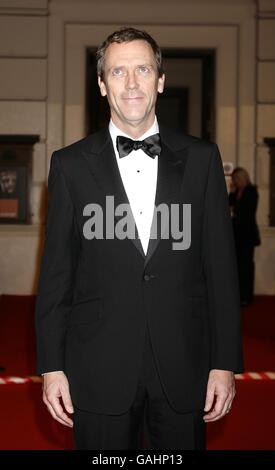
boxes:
[73,325,206,450]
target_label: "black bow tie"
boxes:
[116,133,161,159]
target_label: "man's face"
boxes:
[0,170,17,194]
[98,40,165,130]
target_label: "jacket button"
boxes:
[143,274,151,281]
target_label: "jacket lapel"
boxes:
[82,128,145,258]
[144,127,188,268]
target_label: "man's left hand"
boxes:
[203,369,236,422]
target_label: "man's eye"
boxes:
[112,68,123,76]
[138,66,150,74]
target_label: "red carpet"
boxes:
[0,295,275,449]
[0,384,73,450]
[0,296,36,377]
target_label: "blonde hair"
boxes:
[232,167,251,188]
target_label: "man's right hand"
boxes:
[42,371,74,427]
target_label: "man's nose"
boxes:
[125,70,139,89]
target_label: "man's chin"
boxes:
[120,113,151,126]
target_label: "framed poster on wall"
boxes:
[0,166,27,222]
[0,135,39,224]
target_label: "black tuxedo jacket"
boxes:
[35,124,243,414]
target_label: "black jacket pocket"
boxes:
[70,297,103,325]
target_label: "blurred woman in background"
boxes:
[229,167,261,307]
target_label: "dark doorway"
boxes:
[85,48,215,142]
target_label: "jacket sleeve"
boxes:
[202,144,244,373]
[35,152,80,374]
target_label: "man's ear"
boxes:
[98,76,107,97]
[157,74,165,94]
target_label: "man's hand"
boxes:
[203,369,236,422]
[42,371,74,427]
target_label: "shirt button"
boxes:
[143,274,150,281]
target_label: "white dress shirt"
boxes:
[109,117,159,255]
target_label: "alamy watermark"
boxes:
[83,196,191,250]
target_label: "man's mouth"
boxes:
[123,96,144,101]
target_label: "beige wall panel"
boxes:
[49,0,255,25]
[216,106,237,165]
[0,101,46,139]
[256,145,270,188]
[257,105,275,143]
[259,20,275,60]
[33,142,46,183]
[236,139,255,179]
[0,0,47,7]
[31,183,47,225]
[237,15,256,178]
[46,13,65,170]
[0,59,47,100]
[0,17,47,57]
[258,62,275,103]
[258,0,275,12]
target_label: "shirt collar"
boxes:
[109,117,159,144]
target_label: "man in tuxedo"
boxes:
[35,27,243,450]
